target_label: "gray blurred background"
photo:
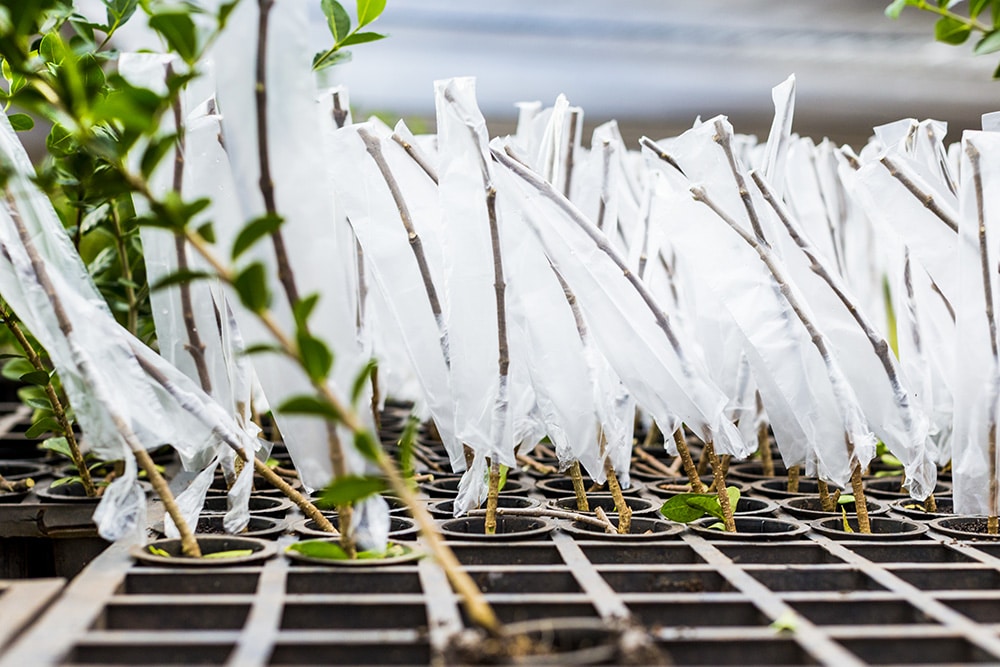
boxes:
[318,0,999,148]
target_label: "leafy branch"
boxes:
[312,0,387,71]
[886,0,1000,76]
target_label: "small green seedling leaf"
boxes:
[880,453,902,468]
[351,358,377,406]
[318,474,386,507]
[354,430,381,462]
[202,549,254,559]
[935,15,972,44]
[837,494,856,505]
[340,31,386,47]
[50,476,78,488]
[356,0,386,27]
[8,113,34,131]
[19,370,51,386]
[148,11,199,64]
[41,436,73,459]
[277,394,341,420]
[726,485,741,510]
[293,293,320,329]
[233,262,270,312]
[297,332,333,382]
[321,0,351,43]
[841,507,855,533]
[25,417,61,439]
[770,611,799,633]
[147,545,171,557]
[231,213,283,260]
[707,521,726,531]
[498,464,509,492]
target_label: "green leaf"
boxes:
[148,11,199,64]
[975,29,1000,54]
[23,396,51,411]
[50,476,78,489]
[351,359,377,406]
[770,611,799,633]
[356,0,386,27]
[321,0,351,43]
[660,493,713,523]
[297,332,333,382]
[105,0,139,27]
[884,0,909,18]
[140,133,177,180]
[972,0,992,18]
[707,521,726,531]
[354,430,381,461]
[934,16,972,44]
[25,417,60,439]
[880,453,902,468]
[19,370,50,386]
[8,113,33,132]
[293,293,320,329]
[202,549,254,559]
[233,262,270,312]
[685,494,727,521]
[196,222,215,244]
[318,474,386,506]
[287,540,354,560]
[231,213,283,260]
[339,31,386,47]
[41,436,73,459]
[726,485,741,510]
[151,269,213,292]
[397,415,419,478]
[838,494,856,505]
[277,394,341,420]
[498,464,508,492]
[312,49,352,71]
[242,343,284,357]
[2,357,33,381]
[147,545,171,557]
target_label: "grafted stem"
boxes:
[673,428,706,493]
[569,460,589,512]
[703,441,735,532]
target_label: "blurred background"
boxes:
[315,0,999,148]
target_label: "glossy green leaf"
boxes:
[339,31,386,47]
[356,0,386,27]
[975,29,1000,54]
[659,493,713,523]
[41,436,72,459]
[321,0,351,43]
[934,15,972,44]
[837,494,856,505]
[8,113,33,131]
[351,358,377,406]
[25,417,60,439]
[293,293,319,329]
[233,262,270,312]
[19,370,50,386]
[277,394,341,420]
[231,213,282,260]
[297,332,333,381]
[318,474,386,506]
[151,269,212,292]
[2,357,33,381]
[148,11,198,64]
[147,545,171,557]
[312,48,352,71]
[196,222,215,244]
[884,0,909,18]
[104,0,138,28]
[770,611,799,633]
[972,0,992,18]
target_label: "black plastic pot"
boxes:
[550,494,660,517]
[36,480,102,504]
[689,516,808,541]
[889,496,955,520]
[206,473,302,497]
[0,460,50,481]
[293,515,420,541]
[152,516,286,541]
[131,535,276,567]
[0,487,31,503]
[419,476,531,498]
[930,516,1000,540]
[644,477,746,500]
[439,515,554,541]
[779,496,889,520]
[560,516,684,541]
[863,477,952,500]
[200,495,292,519]
[533,477,642,499]
[732,496,779,517]
[810,516,928,540]
[726,461,789,482]
[749,478,822,499]
[428,495,540,519]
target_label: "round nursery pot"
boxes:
[863,478,952,500]
[550,495,660,517]
[285,539,423,567]
[810,516,928,541]
[689,516,808,541]
[0,460,50,481]
[890,496,955,520]
[428,495,540,519]
[153,516,286,541]
[534,477,641,499]
[726,461,789,482]
[207,473,302,497]
[293,515,420,541]
[448,617,622,666]
[645,478,749,500]
[132,535,276,567]
[779,496,889,521]
[420,476,531,498]
[731,496,779,517]
[36,480,102,504]
[200,495,293,519]
[749,478,822,500]
[930,516,1000,540]
[560,516,683,542]
[439,516,554,542]
[0,440,45,461]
